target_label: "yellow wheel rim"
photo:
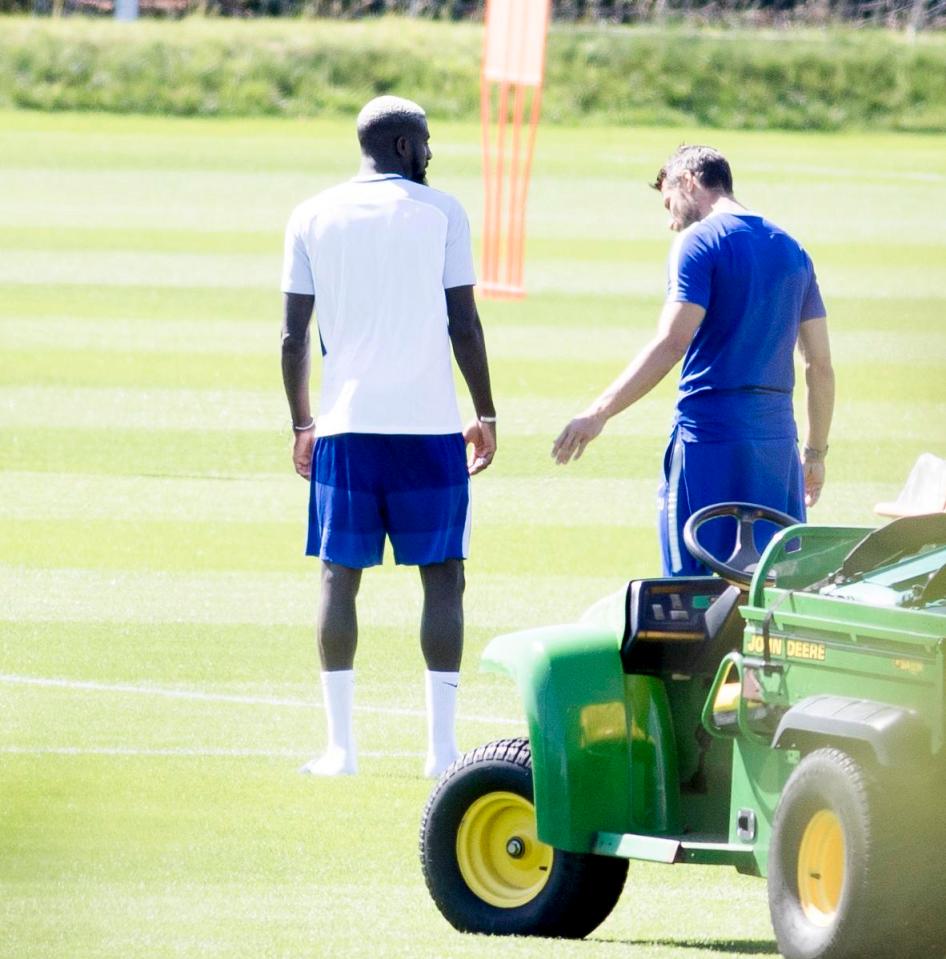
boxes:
[797,809,845,927]
[456,791,554,909]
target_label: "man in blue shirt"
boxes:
[553,145,835,576]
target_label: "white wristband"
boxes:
[293,419,315,432]
[478,415,497,423]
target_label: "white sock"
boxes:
[300,669,357,776]
[424,669,460,779]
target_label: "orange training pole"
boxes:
[480,0,551,300]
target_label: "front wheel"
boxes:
[419,738,628,938]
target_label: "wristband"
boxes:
[478,415,497,424]
[293,419,316,432]
[803,445,828,461]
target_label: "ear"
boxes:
[394,134,411,159]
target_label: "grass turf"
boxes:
[1,109,945,959]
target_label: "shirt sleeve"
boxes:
[443,200,477,290]
[281,208,315,295]
[800,255,827,321]
[666,228,713,309]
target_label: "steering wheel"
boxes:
[682,502,799,586]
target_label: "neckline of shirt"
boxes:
[351,173,408,183]
[706,208,762,220]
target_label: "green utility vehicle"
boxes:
[420,505,946,959]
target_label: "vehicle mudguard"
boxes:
[482,624,680,853]
[772,695,930,766]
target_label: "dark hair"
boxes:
[356,95,427,159]
[652,145,733,194]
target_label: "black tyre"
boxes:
[891,767,946,959]
[419,737,628,938]
[768,747,943,959]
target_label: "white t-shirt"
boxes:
[281,174,477,437]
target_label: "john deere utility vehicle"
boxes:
[420,505,946,959]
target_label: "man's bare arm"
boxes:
[552,300,704,464]
[445,285,496,476]
[797,316,834,507]
[281,292,316,479]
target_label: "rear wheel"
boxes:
[769,748,876,959]
[768,747,945,959]
[419,737,628,938]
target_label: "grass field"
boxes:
[1,109,945,959]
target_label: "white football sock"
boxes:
[300,669,357,776]
[424,669,461,779]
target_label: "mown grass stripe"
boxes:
[0,251,282,290]
[2,226,940,271]
[0,470,899,532]
[0,387,287,428]
[0,280,940,334]
[0,388,675,435]
[0,318,654,362]
[0,472,661,526]
[0,349,665,397]
[0,519,656,577]
[0,618,514,689]
[0,226,281,256]
[0,319,276,356]
[0,566,623,632]
[0,433,936,490]
[3,320,944,369]
[4,250,945,299]
[0,283,276,321]
[0,674,521,726]
[3,391,941,440]
[0,747,423,758]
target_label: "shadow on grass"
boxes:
[605,939,778,955]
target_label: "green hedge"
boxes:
[2,16,945,130]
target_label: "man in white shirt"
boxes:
[281,96,497,778]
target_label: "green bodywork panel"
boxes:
[482,620,629,852]
[482,617,681,852]
[481,590,731,854]
[727,738,798,876]
[743,530,946,756]
[482,522,946,871]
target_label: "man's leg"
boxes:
[382,433,469,777]
[658,428,704,577]
[318,560,362,670]
[418,558,464,778]
[663,437,806,578]
[303,434,387,776]
[301,561,362,776]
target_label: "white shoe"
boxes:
[299,748,357,776]
[425,749,460,779]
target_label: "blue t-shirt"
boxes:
[667,212,825,441]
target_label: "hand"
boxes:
[552,411,605,465]
[463,419,496,476]
[803,460,825,508]
[292,429,315,480]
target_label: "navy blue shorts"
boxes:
[657,426,806,577]
[307,433,470,568]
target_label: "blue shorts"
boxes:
[657,425,806,577]
[307,433,471,568]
